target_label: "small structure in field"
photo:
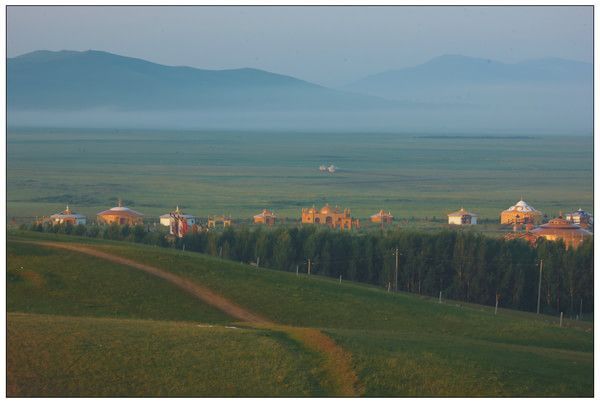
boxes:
[565,208,593,229]
[448,208,477,225]
[302,203,359,230]
[50,205,86,225]
[370,210,393,225]
[500,199,542,225]
[253,209,277,226]
[208,215,232,228]
[319,164,337,173]
[97,200,144,225]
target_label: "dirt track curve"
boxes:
[19,240,362,397]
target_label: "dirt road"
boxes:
[17,240,362,396]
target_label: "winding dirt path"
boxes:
[15,240,362,396]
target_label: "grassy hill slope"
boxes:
[7,231,594,396]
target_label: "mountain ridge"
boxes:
[344,54,592,98]
[8,49,394,111]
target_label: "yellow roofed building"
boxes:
[97,200,144,226]
[301,203,359,230]
[500,199,542,225]
[254,209,277,225]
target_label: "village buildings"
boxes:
[35,197,592,251]
[500,199,542,225]
[50,205,86,225]
[447,208,477,225]
[253,209,277,225]
[97,201,144,225]
[301,204,359,230]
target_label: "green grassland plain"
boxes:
[7,128,593,225]
[7,232,594,396]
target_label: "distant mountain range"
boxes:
[7,50,592,134]
[8,50,392,111]
[344,54,591,103]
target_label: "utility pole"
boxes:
[308,259,311,276]
[560,312,564,328]
[536,259,543,314]
[495,294,499,315]
[394,247,399,292]
[580,298,583,320]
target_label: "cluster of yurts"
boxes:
[44,198,593,249]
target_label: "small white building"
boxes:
[159,206,197,227]
[50,205,87,225]
[448,208,477,225]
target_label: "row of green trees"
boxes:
[27,221,593,315]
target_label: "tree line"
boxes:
[26,221,593,315]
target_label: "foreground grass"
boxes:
[7,232,594,396]
[330,328,592,396]
[7,313,323,397]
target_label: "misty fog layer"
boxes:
[7,50,592,135]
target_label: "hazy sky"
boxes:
[7,6,593,86]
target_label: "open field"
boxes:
[7,231,594,396]
[7,128,593,224]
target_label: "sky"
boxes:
[7,6,593,87]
